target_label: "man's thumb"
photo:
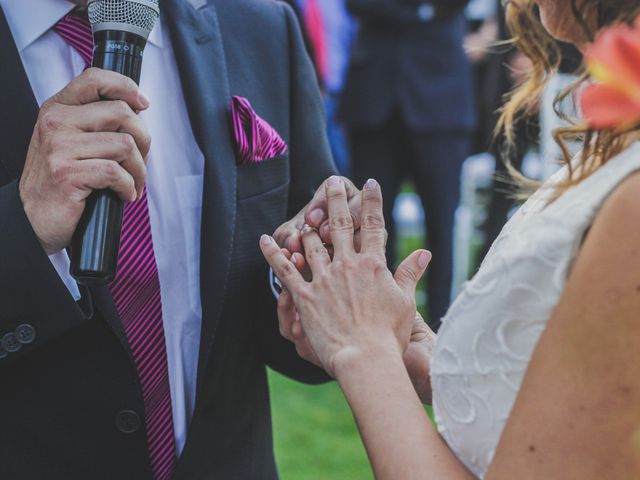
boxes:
[394,250,432,295]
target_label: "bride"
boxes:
[262,0,640,478]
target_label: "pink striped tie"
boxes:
[54,10,177,480]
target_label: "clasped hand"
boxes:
[265,177,435,400]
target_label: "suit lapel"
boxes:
[0,6,38,180]
[163,0,237,395]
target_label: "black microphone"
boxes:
[70,0,160,285]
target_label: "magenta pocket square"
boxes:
[231,96,289,166]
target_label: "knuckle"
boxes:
[83,67,100,79]
[140,130,152,153]
[114,99,132,117]
[39,110,63,133]
[335,258,354,272]
[103,161,121,181]
[82,67,101,89]
[332,259,344,271]
[362,253,386,271]
[120,133,137,154]
[123,76,138,94]
[40,97,56,113]
[361,213,385,230]
[47,134,68,153]
[400,266,419,284]
[50,161,73,184]
[327,187,346,201]
[307,245,329,261]
[291,325,304,341]
[138,164,147,184]
[330,213,354,232]
[277,261,297,279]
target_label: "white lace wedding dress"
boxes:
[430,142,640,478]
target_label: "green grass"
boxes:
[269,371,436,479]
[269,370,373,479]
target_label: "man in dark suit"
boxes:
[0,0,349,478]
[341,0,475,331]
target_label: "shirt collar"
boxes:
[0,0,75,51]
[0,0,163,52]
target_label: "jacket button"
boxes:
[116,410,141,434]
[15,324,36,345]
[2,333,21,353]
[0,345,7,359]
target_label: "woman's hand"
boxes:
[260,176,431,378]
[277,278,436,403]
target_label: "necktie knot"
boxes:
[52,7,94,69]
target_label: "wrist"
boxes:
[333,343,404,383]
[19,187,57,255]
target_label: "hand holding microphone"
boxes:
[20,0,159,285]
[19,69,151,256]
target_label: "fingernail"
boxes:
[137,91,150,108]
[364,178,378,190]
[308,208,325,225]
[260,234,272,246]
[418,251,432,268]
[327,175,341,187]
[321,223,330,238]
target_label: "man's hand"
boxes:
[19,68,151,255]
[403,312,436,405]
[273,176,363,254]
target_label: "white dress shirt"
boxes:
[1,0,205,454]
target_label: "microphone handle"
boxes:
[70,30,147,285]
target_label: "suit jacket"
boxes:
[0,0,335,478]
[340,0,476,132]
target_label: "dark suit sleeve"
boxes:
[0,179,90,364]
[254,3,336,385]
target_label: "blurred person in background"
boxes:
[465,0,500,156]
[316,0,356,176]
[281,0,320,73]
[473,1,582,263]
[340,0,476,331]
[296,0,356,176]
[468,0,539,263]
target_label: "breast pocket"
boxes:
[237,153,290,201]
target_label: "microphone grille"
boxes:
[88,0,160,39]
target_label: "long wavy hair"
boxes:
[498,0,640,194]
